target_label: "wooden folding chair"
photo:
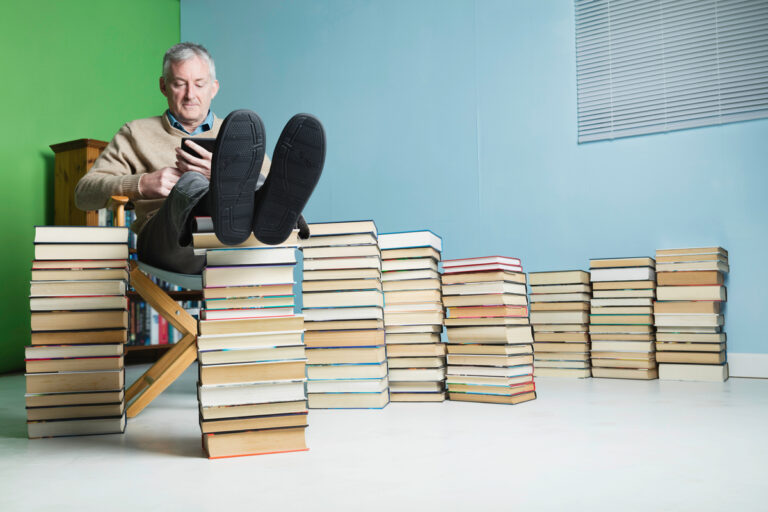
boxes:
[110,196,201,418]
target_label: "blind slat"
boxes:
[575,0,768,142]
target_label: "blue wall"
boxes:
[182,0,768,354]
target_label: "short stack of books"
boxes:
[379,231,445,402]
[27,226,129,438]
[442,256,536,405]
[529,270,591,378]
[589,257,657,380]
[654,247,730,382]
[197,232,310,459]
[301,221,389,409]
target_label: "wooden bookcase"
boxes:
[49,138,108,226]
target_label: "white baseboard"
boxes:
[728,353,768,378]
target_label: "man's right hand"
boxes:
[138,167,183,198]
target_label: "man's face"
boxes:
[160,56,219,128]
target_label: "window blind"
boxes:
[575,0,768,142]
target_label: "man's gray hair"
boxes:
[162,42,216,82]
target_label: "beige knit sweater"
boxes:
[74,113,270,233]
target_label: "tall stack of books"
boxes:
[197,231,309,459]
[301,221,389,409]
[442,256,536,405]
[589,257,657,380]
[379,231,445,402]
[27,226,129,438]
[528,271,591,378]
[654,247,729,382]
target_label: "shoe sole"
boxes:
[253,114,325,245]
[210,110,266,245]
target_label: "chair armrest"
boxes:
[108,195,130,227]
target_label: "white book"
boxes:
[301,245,380,259]
[388,368,446,381]
[654,314,724,327]
[34,244,129,261]
[590,298,654,307]
[302,290,383,308]
[29,296,128,311]
[27,414,126,438]
[591,341,655,352]
[381,269,439,281]
[389,381,444,392]
[529,293,590,302]
[656,326,721,334]
[592,289,655,298]
[381,258,438,272]
[307,220,377,237]
[197,331,304,351]
[198,380,305,407]
[442,281,527,296]
[656,286,726,301]
[307,362,388,379]
[299,233,377,248]
[198,346,305,365]
[205,247,297,266]
[530,311,589,324]
[659,363,728,382]
[590,267,655,282]
[378,231,442,251]
[306,378,389,393]
[303,256,381,271]
[384,302,443,313]
[34,226,130,244]
[446,365,533,377]
[530,284,591,294]
[302,307,383,322]
[25,344,124,359]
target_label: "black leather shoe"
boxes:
[252,114,325,245]
[210,109,266,245]
[297,214,310,240]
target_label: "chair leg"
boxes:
[125,332,197,403]
[126,262,200,417]
[126,333,197,418]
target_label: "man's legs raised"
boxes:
[136,172,208,274]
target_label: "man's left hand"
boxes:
[176,140,212,179]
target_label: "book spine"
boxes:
[158,315,168,345]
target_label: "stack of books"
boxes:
[589,257,657,380]
[379,231,445,402]
[529,270,591,378]
[301,221,389,409]
[654,247,730,382]
[442,256,536,405]
[197,232,309,458]
[27,226,129,438]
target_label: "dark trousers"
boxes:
[136,172,210,275]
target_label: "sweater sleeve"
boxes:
[74,123,145,211]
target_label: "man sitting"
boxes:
[75,42,324,274]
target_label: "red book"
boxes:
[158,315,168,345]
[442,256,522,274]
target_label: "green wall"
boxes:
[0,1,180,373]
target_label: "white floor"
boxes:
[1,366,767,512]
